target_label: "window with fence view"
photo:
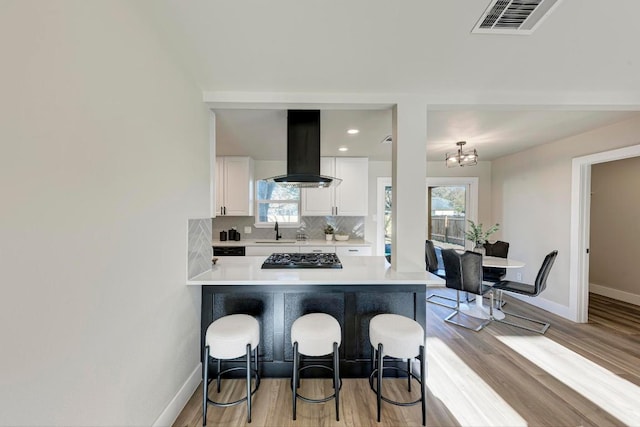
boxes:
[384,185,467,258]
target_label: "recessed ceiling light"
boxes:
[338,147,348,152]
[347,129,359,135]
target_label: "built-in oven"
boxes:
[213,246,246,256]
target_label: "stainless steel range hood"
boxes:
[266,110,342,188]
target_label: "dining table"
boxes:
[459,255,525,320]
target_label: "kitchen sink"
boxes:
[254,239,298,244]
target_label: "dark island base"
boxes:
[201,284,426,378]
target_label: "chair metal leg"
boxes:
[497,310,551,334]
[494,290,550,333]
[426,292,457,309]
[407,359,411,392]
[202,346,209,426]
[444,290,492,332]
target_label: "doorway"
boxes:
[570,143,640,322]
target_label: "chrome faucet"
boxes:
[274,221,282,240]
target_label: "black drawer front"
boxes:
[213,246,246,256]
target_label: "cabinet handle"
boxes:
[312,249,321,252]
[348,249,358,252]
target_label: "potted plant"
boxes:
[465,220,499,251]
[324,224,334,241]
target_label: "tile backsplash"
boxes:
[212,216,365,241]
[188,218,212,278]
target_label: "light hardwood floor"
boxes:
[173,293,640,426]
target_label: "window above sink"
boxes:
[255,180,300,228]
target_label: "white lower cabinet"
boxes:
[336,246,372,257]
[245,244,371,256]
[245,246,300,256]
[302,246,336,253]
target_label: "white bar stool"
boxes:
[202,314,260,425]
[369,313,426,426]
[291,313,342,421]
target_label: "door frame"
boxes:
[570,143,640,322]
[376,176,479,256]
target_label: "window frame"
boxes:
[254,179,301,228]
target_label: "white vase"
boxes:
[474,244,485,255]
[326,234,333,241]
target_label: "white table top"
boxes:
[188,256,445,286]
[482,256,525,268]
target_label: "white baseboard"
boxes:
[505,293,573,320]
[590,283,640,306]
[153,363,201,427]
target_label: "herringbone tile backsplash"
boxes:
[188,218,212,278]
[212,216,365,241]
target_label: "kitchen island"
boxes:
[188,255,443,377]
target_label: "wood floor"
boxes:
[173,293,640,427]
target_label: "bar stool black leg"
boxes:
[371,344,376,373]
[377,343,383,422]
[292,341,298,420]
[216,359,221,393]
[420,345,426,426]
[407,359,412,392]
[254,346,259,375]
[202,345,209,426]
[245,344,252,423]
[333,342,340,421]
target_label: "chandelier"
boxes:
[445,141,478,167]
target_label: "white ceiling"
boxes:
[214,109,640,161]
[142,0,640,160]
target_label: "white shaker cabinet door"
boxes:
[301,157,368,216]
[334,157,368,216]
[216,156,254,216]
[301,157,334,216]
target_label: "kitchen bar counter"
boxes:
[192,256,442,378]
[188,255,443,286]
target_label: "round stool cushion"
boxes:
[369,314,424,359]
[291,313,342,356]
[206,314,260,360]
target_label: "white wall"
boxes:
[492,116,640,311]
[0,2,209,425]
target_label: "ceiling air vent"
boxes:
[472,0,563,35]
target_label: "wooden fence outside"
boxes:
[430,215,466,246]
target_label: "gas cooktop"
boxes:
[261,253,343,269]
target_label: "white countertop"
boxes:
[211,239,371,247]
[188,256,444,286]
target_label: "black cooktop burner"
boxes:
[261,252,343,269]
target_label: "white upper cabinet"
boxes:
[302,157,368,216]
[215,156,254,216]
